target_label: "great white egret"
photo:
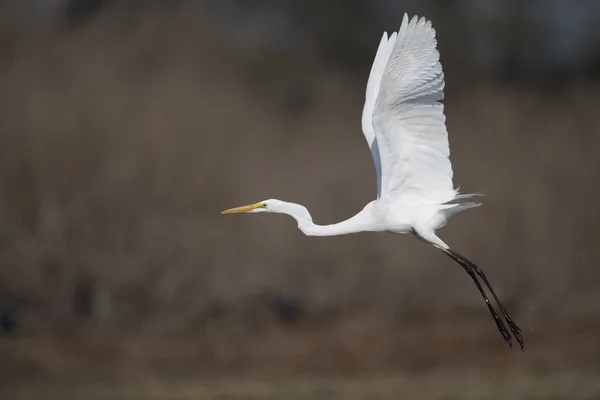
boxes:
[222,14,523,350]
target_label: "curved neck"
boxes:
[278,201,376,237]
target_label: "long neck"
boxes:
[279,202,376,237]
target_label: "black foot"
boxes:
[505,316,524,351]
[493,313,513,348]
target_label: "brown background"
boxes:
[0,1,599,399]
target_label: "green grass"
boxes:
[3,372,600,400]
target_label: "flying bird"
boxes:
[222,14,523,350]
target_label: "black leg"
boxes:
[440,248,514,348]
[446,249,524,351]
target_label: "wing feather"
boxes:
[361,31,397,197]
[372,14,457,204]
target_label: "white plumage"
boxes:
[364,14,453,203]
[223,14,524,350]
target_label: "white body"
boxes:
[265,197,472,246]
[225,14,480,249]
[223,14,523,350]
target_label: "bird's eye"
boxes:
[262,203,267,207]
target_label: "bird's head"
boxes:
[221,199,313,227]
[221,199,283,215]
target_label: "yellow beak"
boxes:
[221,202,266,214]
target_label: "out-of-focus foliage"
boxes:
[0,0,598,387]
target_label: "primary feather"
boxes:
[362,31,397,198]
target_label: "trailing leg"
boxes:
[440,248,514,348]
[446,249,524,350]
[412,228,515,348]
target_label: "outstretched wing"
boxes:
[361,30,398,198]
[372,14,457,204]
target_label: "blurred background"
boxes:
[1,0,600,399]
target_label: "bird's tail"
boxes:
[441,202,481,219]
[453,192,485,201]
[440,192,483,219]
